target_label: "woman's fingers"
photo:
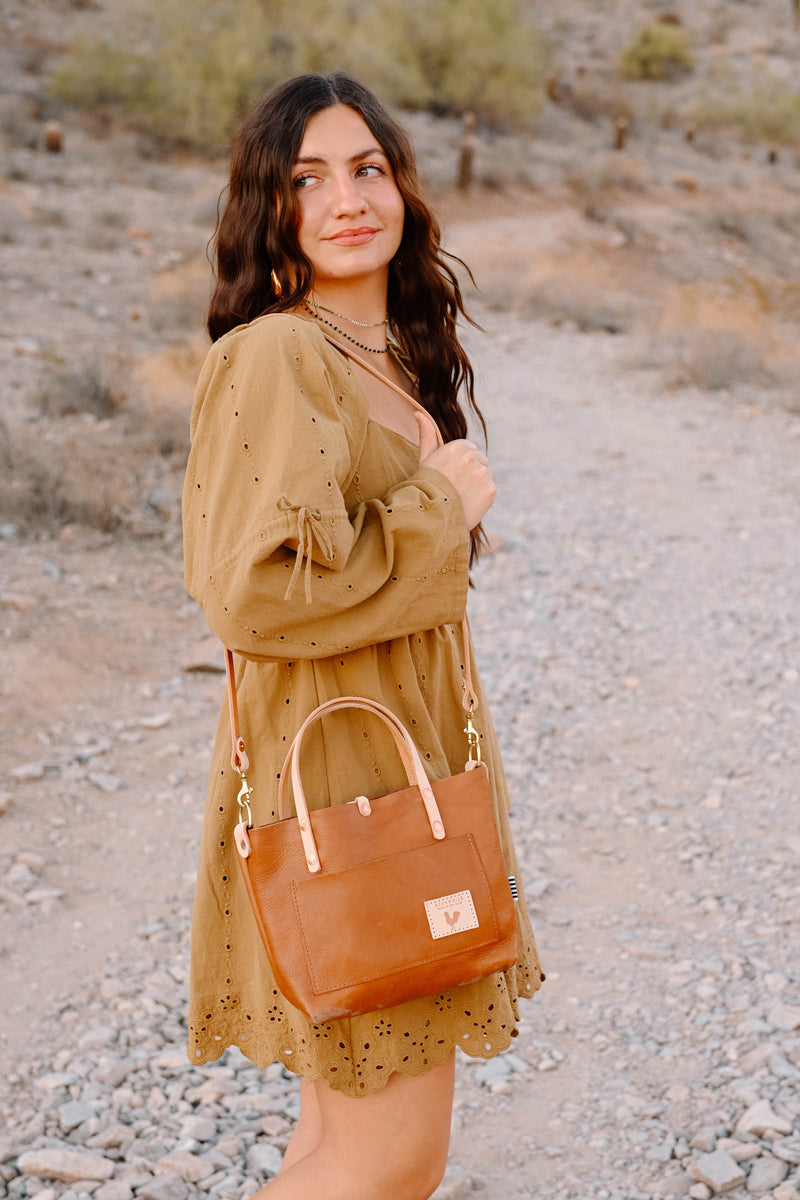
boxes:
[415,437,496,529]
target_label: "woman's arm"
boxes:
[182,317,470,660]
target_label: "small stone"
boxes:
[657,1169,694,1197]
[139,713,172,730]
[58,1101,95,1132]
[94,1184,133,1200]
[246,1144,283,1179]
[156,1154,214,1184]
[1,592,38,611]
[773,1185,800,1200]
[690,1130,717,1153]
[9,762,45,782]
[474,1058,511,1086]
[768,1004,800,1032]
[87,772,121,794]
[17,1149,114,1183]
[689,1186,712,1200]
[773,1138,800,1165]
[181,639,225,673]
[745,1154,788,1192]
[737,1100,793,1137]
[690,1150,746,1193]
[136,1174,187,1200]
[0,792,14,815]
[32,1191,57,1200]
[179,1117,216,1143]
[34,1073,78,1091]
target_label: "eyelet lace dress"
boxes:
[182,314,543,1098]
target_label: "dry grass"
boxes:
[687,69,800,145]
[0,351,192,538]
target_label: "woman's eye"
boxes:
[293,173,316,189]
[356,163,383,178]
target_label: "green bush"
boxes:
[49,0,544,148]
[50,0,279,147]
[620,21,694,81]
[687,71,800,144]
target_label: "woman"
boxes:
[182,72,543,1199]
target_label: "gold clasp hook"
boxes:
[236,772,254,827]
[464,708,482,765]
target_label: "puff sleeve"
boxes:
[182,316,470,660]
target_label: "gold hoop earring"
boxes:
[270,268,283,298]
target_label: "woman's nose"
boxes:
[331,171,367,216]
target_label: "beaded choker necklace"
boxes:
[306,305,391,355]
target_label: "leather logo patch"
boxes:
[424,890,479,939]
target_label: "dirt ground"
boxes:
[2,3,800,1197]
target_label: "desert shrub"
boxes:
[666,329,771,391]
[49,0,544,147]
[687,71,800,144]
[620,22,694,81]
[34,365,123,420]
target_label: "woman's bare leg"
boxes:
[279,1081,322,1172]
[255,1050,455,1200]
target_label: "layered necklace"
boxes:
[305,299,390,355]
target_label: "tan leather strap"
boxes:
[278,696,447,873]
[320,332,478,712]
[225,649,249,773]
[223,319,479,782]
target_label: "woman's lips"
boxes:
[327,227,379,245]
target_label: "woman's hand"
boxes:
[415,412,496,530]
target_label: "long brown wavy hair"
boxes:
[208,72,487,559]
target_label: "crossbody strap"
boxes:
[224,328,480,780]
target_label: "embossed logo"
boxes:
[425,890,479,939]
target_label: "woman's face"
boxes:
[292,104,405,292]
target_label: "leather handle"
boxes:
[278,697,447,873]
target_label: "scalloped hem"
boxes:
[187,967,542,1098]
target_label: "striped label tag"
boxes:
[424,890,479,939]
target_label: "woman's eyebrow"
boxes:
[293,146,386,166]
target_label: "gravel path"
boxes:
[2,308,800,1200]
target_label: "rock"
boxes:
[246,1144,283,1178]
[88,771,121,794]
[773,1138,800,1165]
[689,1186,712,1200]
[178,1117,216,1143]
[139,713,172,730]
[86,1126,133,1151]
[0,592,38,611]
[180,639,225,673]
[474,1057,511,1086]
[690,1130,717,1153]
[773,1185,800,1200]
[155,1153,214,1184]
[690,1150,746,1193]
[58,1101,96,1132]
[136,1174,188,1200]
[34,1073,78,1091]
[0,791,13,815]
[768,1004,800,1032]
[9,762,45,782]
[737,1100,793,1137]
[745,1154,789,1192]
[94,1184,133,1200]
[657,1169,694,1196]
[17,1149,114,1183]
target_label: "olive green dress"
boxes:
[182,313,543,1097]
